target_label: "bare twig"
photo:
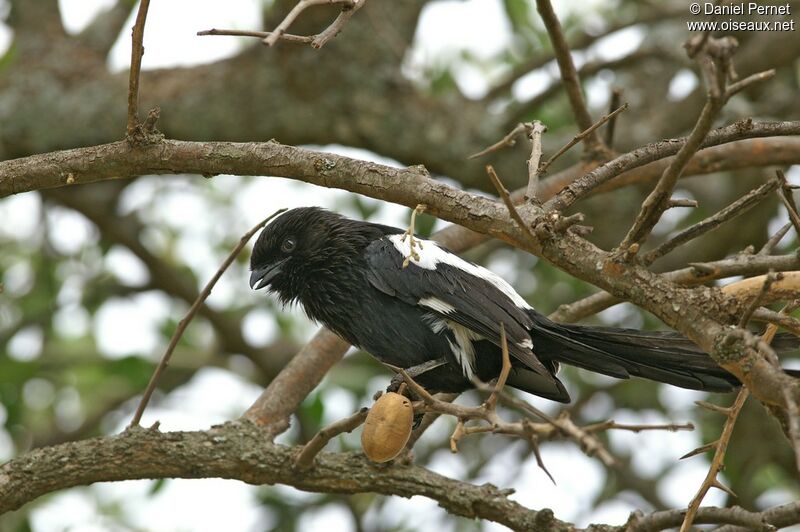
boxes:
[737,271,779,329]
[468,123,529,160]
[725,69,776,99]
[617,101,721,255]
[617,36,756,255]
[309,0,365,48]
[776,169,800,237]
[582,420,694,433]
[644,178,780,263]
[129,208,287,427]
[604,87,623,148]
[681,313,783,532]
[197,28,314,44]
[751,307,800,336]
[539,103,628,176]
[265,0,360,47]
[665,198,698,209]
[758,222,792,255]
[680,388,749,532]
[483,323,511,412]
[545,120,800,212]
[295,407,369,470]
[535,0,601,151]
[486,166,537,246]
[126,0,151,139]
[199,0,364,49]
[525,121,547,202]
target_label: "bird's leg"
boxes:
[385,357,447,395]
[400,204,427,268]
[385,357,447,429]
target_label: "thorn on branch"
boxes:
[758,222,792,255]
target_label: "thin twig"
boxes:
[126,0,151,139]
[644,178,780,263]
[758,222,792,255]
[468,123,528,160]
[545,120,800,212]
[681,315,783,531]
[200,0,364,49]
[535,0,601,151]
[486,165,537,246]
[295,407,369,470]
[197,28,313,44]
[582,420,694,433]
[263,0,358,47]
[617,36,749,255]
[311,0,366,49]
[680,387,749,532]
[604,87,623,148]
[751,307,800,337]
[776,169,800,237]
[539,103,628,176]
[525,121,547,202]
[665,198,698,209]
[129,208,287,426]
[484,323,511,412]
[725,69,776,99]
[738,271,778,328]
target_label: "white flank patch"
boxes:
[419,297,456,314]
[387,234,533,310]
[445,320,482,380]
[519,338,533,349]
[422,313,449,334]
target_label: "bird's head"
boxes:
[249,207,366,305]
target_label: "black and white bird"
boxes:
[249,207,793,402]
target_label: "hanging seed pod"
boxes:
[361,392,414,462]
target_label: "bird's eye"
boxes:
[281,238,296,253]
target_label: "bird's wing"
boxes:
[364,235,551,377]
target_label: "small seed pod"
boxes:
[361,392,414,463]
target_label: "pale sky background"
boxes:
[1,1,798,531]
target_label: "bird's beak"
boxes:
[249,259,288,290]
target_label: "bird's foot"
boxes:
[400,204,426,268]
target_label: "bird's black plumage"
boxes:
[249,207,796,402]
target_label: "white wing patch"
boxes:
[387,234,533,310]
[446,321,482,380]
[419,297,456,314]
[421,312,482,380]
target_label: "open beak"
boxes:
[249,259,288,290]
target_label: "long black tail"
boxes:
[528,312,799,393]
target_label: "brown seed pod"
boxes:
[361,392,414,463]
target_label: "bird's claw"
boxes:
[400,204,426,268]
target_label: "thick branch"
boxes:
[0,421,573,531]
[2,421,798,531]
